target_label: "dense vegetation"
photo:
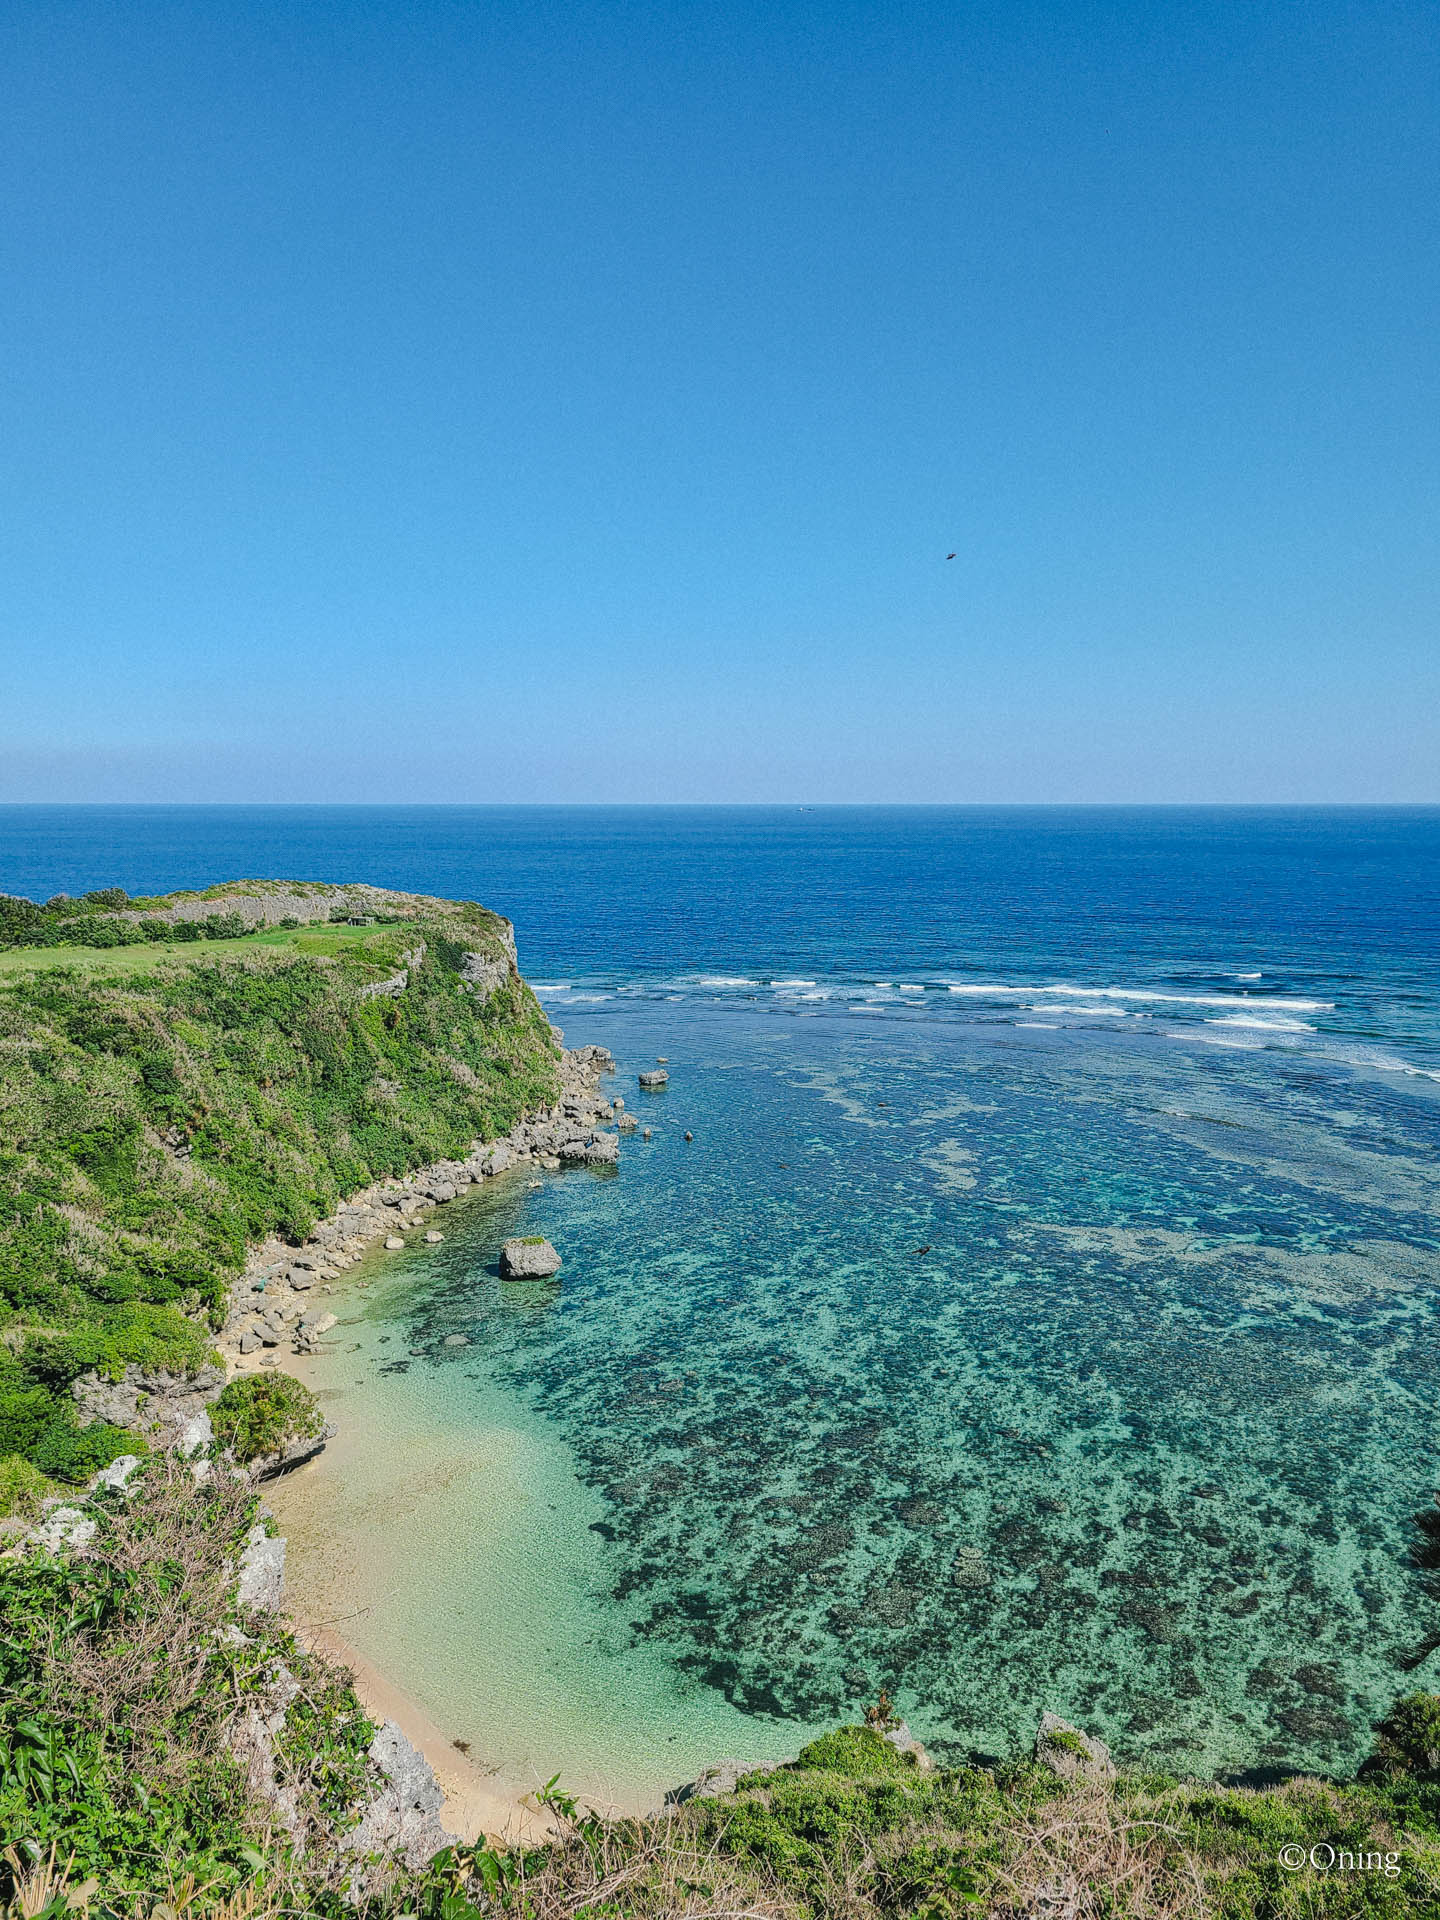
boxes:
[0,885,559,1482]
[4,1451,1440,1919]
[0,881,336,951]
[210,1372,327,1466]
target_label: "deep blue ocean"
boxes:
[4,805,1439,1786]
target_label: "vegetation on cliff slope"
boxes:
[0,884,559,1481]
[5,1448,1440,1919]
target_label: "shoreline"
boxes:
[220,1036,632,1832]
[217,1041,621,1379]
[292,1615,557,1846]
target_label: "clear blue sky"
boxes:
[2,0,1436,803]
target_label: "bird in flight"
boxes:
[946,552,956,559]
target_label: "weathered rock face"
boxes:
[247,1425,335,1481]
[1034,1711,1115,1781]
[72,1363,225,1433]
[236,1523,287,1611]
[666,1758,785,1804]
[638,1069,669,1089]
[459,950,510,1004]
[27,1505,98,1554]
[344,1721,459,1873]
[499,1237,562,1280]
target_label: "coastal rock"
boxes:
[425,1230,444,1243]
[638,1069,669,1089]
[357,969,410,1001]
[385,1235,405,1250]
[666,1759,783,1804]
[247,1423,335,1482]
[882,1721,936,1771]
[176,1410,213,1457]
[345,1721,458,1873]
[500,1237,562,1280]
[569,1044,615,1074]
[1034,1712,1115,1782]
[91,1453,143,1492]
[28,1504,98,1554]
[583,1135,620,1166]
[236,1525,286,1610]
[459,951,510,1004]
[71,1362,224,1432]
[227,1660,305,1836]
[480,1144,514,1176]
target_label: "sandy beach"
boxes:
[292,1617,556,1846]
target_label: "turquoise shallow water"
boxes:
[284,997,1439,1794]
[5,807,1438,1795]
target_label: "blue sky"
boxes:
[2,0,1436,802]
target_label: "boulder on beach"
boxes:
[499,1237,562,1281]
[638,1069,669,1089]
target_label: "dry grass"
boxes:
[39,1453,256,1782]
[1,1844,98,1919]
[452,1813,799,1920]
[985,1779,1208,1919]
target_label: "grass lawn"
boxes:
[0,922,383,977]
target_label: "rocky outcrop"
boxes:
[356,944,427,1001]
[248,1425,335,1479]
[1034,1712,1115,1781]
[666,1758,785,1805]
[236,1524,287,1611]
[638,1069,669,1089]
[26,1505,98,1554]
[72,1363,226,1433]
[500,1237,562,1280]
[459,950,510,1004]
[344,1721,459,1874]
[882,1721,935,1771]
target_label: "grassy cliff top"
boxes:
[0,882,557,1482]
[0,876,517,957]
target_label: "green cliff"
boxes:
[0,882,559,1481]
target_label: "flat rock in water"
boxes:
[638,1069,669,1088]
[499,1237,562,1280]
[385,1235,405,1250]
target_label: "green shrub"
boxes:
[1369,1693,1440,1775]
[211,1373,324,1464]
[0,1453,54,1519]
[789,1724,911,1776]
